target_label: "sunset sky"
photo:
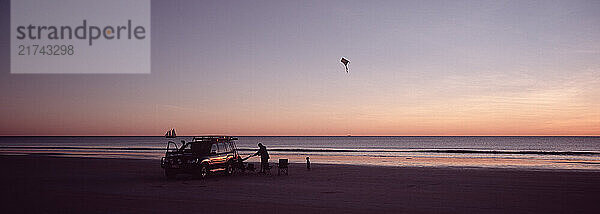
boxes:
[1,0,599,136]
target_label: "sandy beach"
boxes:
[1,155,599,213]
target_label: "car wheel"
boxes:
[165,168,176,179]
[226,163,234,176]
[199,165,208,179]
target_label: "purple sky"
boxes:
[1,0,599,136]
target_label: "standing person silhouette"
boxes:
[253,143,270,173]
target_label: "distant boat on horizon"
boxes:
[165,129,176,138]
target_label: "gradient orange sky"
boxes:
[1,0,599,136]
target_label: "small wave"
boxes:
[237,148,600,156]
[0,146,164,151]
[554,161,600,165]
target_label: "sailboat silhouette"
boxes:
[165,129,176,138]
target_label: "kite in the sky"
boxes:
[340,57,350,73]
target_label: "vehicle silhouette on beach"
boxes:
[160,136,241,179]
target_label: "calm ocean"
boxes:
[1,136,599,169]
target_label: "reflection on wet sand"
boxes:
[261,154,600,170]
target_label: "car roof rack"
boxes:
[192,136,238,142]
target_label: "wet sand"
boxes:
[1,155,599,213]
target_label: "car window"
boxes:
[180,143,191,153]
[218,142,227,153]
[191,143,210,155]
[227,142,233,151]
[210,144,217,154]
[220,143,226,153]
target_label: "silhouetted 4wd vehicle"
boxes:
[160,136,241,179]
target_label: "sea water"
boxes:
[1,136,599,170]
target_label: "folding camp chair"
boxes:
[278,159,288,175]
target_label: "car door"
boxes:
[180,143,194,168]
[215,142,228,168]
[207,143,220,168]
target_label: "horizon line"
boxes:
[1,135,599,137]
